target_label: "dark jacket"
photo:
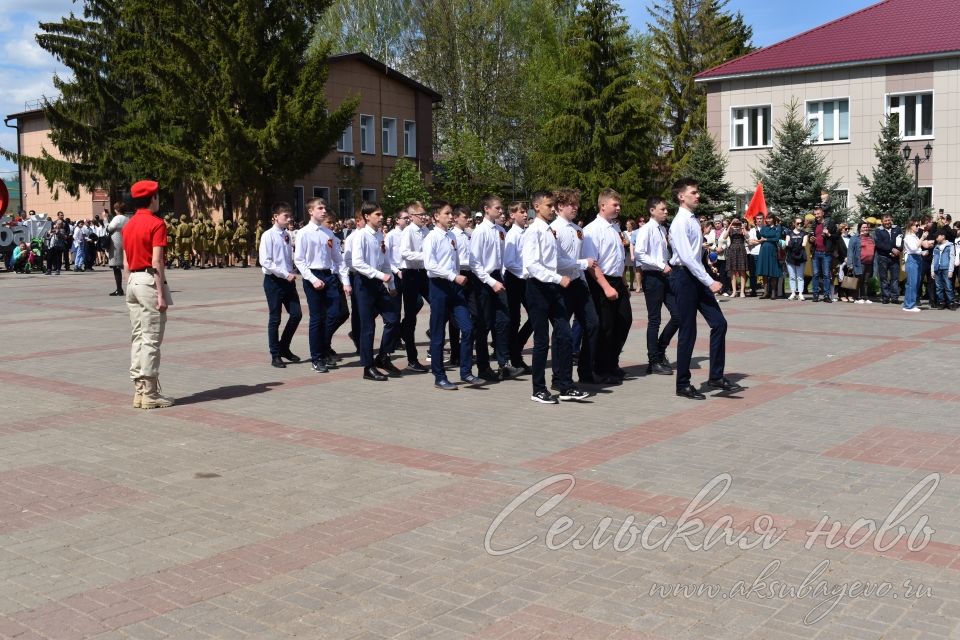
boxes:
[873,225,901,258]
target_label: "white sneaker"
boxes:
[797,294,805,301]
[855,299,865,304]
[902,307,921,313]
[865,299,873,304]
[722,292,730,297]
[788,293,796,300]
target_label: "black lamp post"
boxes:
[902,142,933,217]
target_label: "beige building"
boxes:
[4,52,440,221]
[696,0,958,217]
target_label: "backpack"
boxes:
[788,234,806,263]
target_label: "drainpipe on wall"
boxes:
[3,116,24,213]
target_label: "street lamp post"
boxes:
[902,142,933,217]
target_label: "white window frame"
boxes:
[382,117,397,156]
[806,98,850,145]
[359,114,375,155]
[337,123,353,152]
[312,186,330,203]
[403,120,416,158]
[917,185,933,211]
[886,91,934,141]
[338,188,354,219]
[730,105,772,150]
[361,188,376,204]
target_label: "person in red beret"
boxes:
[122,180,174,409]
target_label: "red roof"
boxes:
[697,0,960,81]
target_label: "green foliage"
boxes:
[752,99,838,218]
[382,159,430,215]
[314,0,414,72]
[532,0,659,216]
[646,0,753,177]
[683,132,733,218]
[856,115,916,227]
[433,131,509,208]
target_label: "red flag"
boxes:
[0,179,8,216]
[744,182,767,222]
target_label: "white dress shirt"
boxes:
[550,217,589,281]
[352,226,395,290]
[451,226,471,269]
[503,225,526,278]
[343,227,362,272]
[384,226,403,274]
[582,217,625,277]
[669,207,715,287]
[423,226,460,281]
[259,225,295,278]
[470,218,505,288]
[636,219,671,272]
[399,222,427,269]
[293,221,350,285]
[521,217,563,284]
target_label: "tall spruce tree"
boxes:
[533,0,659,215]
[684,132,732,218]
[856,115,916,226]
[753,99,838,218]
[647,0,752,176]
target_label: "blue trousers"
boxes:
[263,275,302,356]
[903,254,921,309]
[642,270,680,363]
[670,267,727,389]
[935,269,955,305]
[429,278,473,382]
[812,251,832,297]
[302,270,342,362]
[526,279,572,394]
[558,278,597,379]
[356,275,400,366]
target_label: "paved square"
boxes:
[1,268,958,639]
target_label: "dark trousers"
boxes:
[263,275,302,356]
[302,270,342,362]
[876,254,900,301]
[447,272,479,364]
[474,272,511,371]
[526,279,572,394]
[429,278,473,382]
[921,256,936,306]
[670,267,727,389]
[400,268,429,361]
[47,247,63,272]
[587,275,632,376]
[642,270,680,363]
[356,275,400,367]
[505,271,533,366]
[558,278,598,379]
[747,254,758,294]
[112,266,123,292]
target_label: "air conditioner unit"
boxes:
[339,156,356,168]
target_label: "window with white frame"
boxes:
[360,115,375,154]
[313,186,330,203]
[338,188,354,219]
[918,186,933,211]
[337,124,353,152]
[361,188,376,204]
[403,121,416,157]
[731,106,771,149]
[807,99,849,143]
[382,117,397,156]
[888,92,933,139]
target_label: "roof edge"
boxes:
[695,50,960,83]
[4,108,44,121]
[327,52,443,102]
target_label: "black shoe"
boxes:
[108,290,122,296]
[498,365,523,380]
[823,297,832,304]
[376,357,402,377]
[407,361,429,373]
[271,356,286,368]
[322,357,338,370]
[459,374,483,386]
[363,366,388,381]
[558,387,590,401]
[280,350,301,363]
[812,295,820,303]
[530,390,558,404]
[443,358,460,369]
[513,363,532,375]
[647,362,673,375]
[578,373,599,385]
[477,368,500,382]
[658,354,673,368]
[435,379,458,390]
[328,349,342,362]
[676,384,706,400]
[311,360,328,373]
[596,375,622,385]
[706,377,745,393]
[614,367,630,379]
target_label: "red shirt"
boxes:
[814,222,826,252]
[122,209,167,270]
[860,235,875,264]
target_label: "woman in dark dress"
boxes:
[756,214,783,299]
[721,217,748,297]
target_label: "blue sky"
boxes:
[0,0,877,177]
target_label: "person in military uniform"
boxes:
[214,220,228,267]
[234,218,249,267]
[176,215,193,269]
[254,219,265,267]
[192,216,206,267]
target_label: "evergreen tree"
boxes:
[753,99,838,218]
[382,159,430,215]
[683,132,732,218]
[647,0,753,176]
[433,131,508,208]
[532,0,659,216]
[856,115,916,227]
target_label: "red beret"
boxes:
[131,180,159,199]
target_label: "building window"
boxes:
[360,115,375,154]
[403,121,416,157]
[293,186,304,221]
[918,186,933,211]
[734,191,752,216]
[888,93,933,139]
[361,188,376,204]
[807,99,849,144]
[337,124,353,152]
[731,106,771,149]
[338,188,354,219]
[830,189,849,210]
[382,117,397,156]
[312,186,330,203]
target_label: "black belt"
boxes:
[130,268,155,273]
[311,268,333,275]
